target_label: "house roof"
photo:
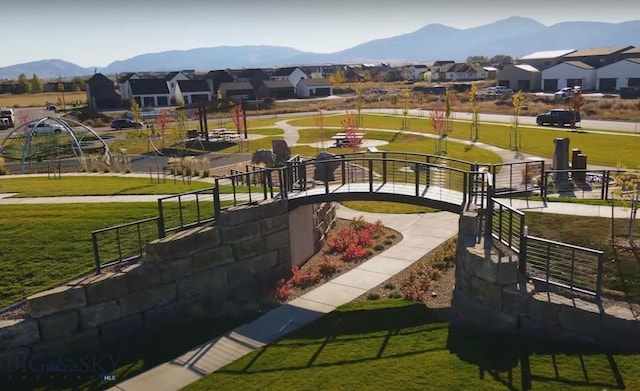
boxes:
[299,78,332,87]
[129,79,170,95]
[219,82,254,91]
[177,79,210,93]
[514,64,540,73]
[272,67,300,77]
[622,47,640,55]
[483,66,498,71]
[87,73,119,98]
[117,72,137,83]
[164,71,181,81]
[562,61,594,70]
[564,46,634,58]
[627,58,640,65]
[262,80,293,89]
[519,49,576,60]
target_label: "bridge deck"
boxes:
[287,182,466,206]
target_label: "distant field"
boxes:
[0,92,87,108]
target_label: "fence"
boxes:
[525,236,604,299]
[489,198,526,263]
[541,169,622,200]
[491,160,545,197]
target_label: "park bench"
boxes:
[331,132,366,147]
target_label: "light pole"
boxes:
[51,72,66,112]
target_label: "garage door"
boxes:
[599,78,617,92]
[315,88,331,97]
[191,94,209,103]
[543,79,558,92]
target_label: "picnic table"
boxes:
[331,132,366,147]
[208,129,241,142]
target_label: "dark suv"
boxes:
[110,119,143,130]
[536,109,581,127]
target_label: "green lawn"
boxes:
[0,202,231,307]
[341,201,438,214]
[184,299,638,391]
[288,114,640,168]
[0,176,260,197]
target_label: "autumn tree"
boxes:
[355,84,363,127]
[17,73,30,93]
[444,88,456,133]
[154,111,170,148]
[72,76,86,91]
[431,105,447,155]
[130,99,142,134]
[315,106,327,150]
[30,74,43,93]
[328,67,345,84]
[175,103,188,152]
[511,91,525,151]
[612,167,640,243]
[468,82,480,141]
[566,90,584,130]
[390,94,398,115]
[342,110,364,151]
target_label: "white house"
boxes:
[595,58,640,92]
[127,79,171,107]
[296,78,333,98]
[541,61,596,92]
[164,72,190,103]
[117,73,139,101]
[175,80,212,104]
[271,67,308,92]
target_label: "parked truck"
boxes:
[0,107,15,128]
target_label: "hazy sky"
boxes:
[2,0,639,67]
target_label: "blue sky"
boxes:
[2,0,639,67]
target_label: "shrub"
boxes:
[383,282,396,290]
[273,279,292,302]
[383,239,393,245]
[341,243,371,262]
[318,255,343,277]
[373,244,385,251]
[400,263,436,302]
[290,266,321,288]
[357,228,374,247]
[367,292,381,300]
[389,290,403,299]
[327,227,358,253]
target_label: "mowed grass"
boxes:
[184,299,639,391]
[0,176,216,197]
[0,92,87,108]
[288,114,640,168]
[341,201,438,214]
[0,201,232,307]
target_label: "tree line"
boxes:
[466,54,514,66]
[10,73,86,94]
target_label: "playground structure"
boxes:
[0,116,112,172]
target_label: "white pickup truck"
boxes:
[0,107,14,127]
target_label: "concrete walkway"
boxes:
[109,206,460,391]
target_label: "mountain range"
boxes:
[1,16,639,79]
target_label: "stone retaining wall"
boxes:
[451,208,640,350]
[0,200,334,363]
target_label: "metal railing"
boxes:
[490,198,527,257]
[541,169,623,201]
[91,216,160,274]
[491,160,545,197]
[525,236,604,299]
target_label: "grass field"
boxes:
[0,92,87,108]
[289,113,640,168]
[184,299,640,391]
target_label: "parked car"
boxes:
[27,121,65,134]
[484,86,513,94]
[536,109,581,127]
[110,119,143,130]
[45,104,57,112]
[554,86,581,99]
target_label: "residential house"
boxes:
[483,66,498,80]
[235,69,270,90]
[344,66,366,83]
[430,61,455,82]
[127,79,171,107]
[444,63,483,81]
[296,78,333,98]
[258,80,295,99]
[596,58,640,92]
[218,82,256,101]
[117,73,139,101]
[86,73,121,110]
[164,71,190,103]
[175,79,212,104]
[517,50,576,71]
[497,64,541,91]
[401,64,429,81]
[621,46,640,59]
[271,67,307,91]
[541,61,596,91]
[204,70,234,96]
[562,46,634,69]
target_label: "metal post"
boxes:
[157,199,166,238]
[213,187,221,220]
[595,253,604,300]
[415,163,420,196]
[519,223,528,276]
[92,233,101,275]
[369,160,374,193]
[382,152,387,183]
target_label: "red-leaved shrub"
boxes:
[274,279,292,301]
[341,243,371,262]
[318,255,343,277]
[291,266,321,288]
